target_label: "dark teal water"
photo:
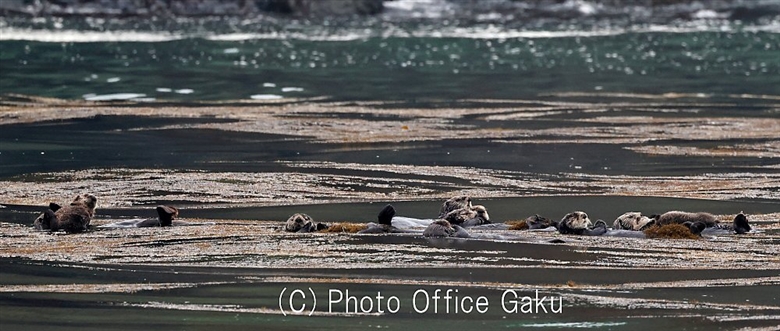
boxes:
[2,9,780,331]
[1,16,779,101]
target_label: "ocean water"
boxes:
[2,1,780,330]
[1,3,779,102]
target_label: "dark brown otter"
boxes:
[653,211,751,235]
[654,211,718,227]
[525,214,557,229]
[423,219,471,238]
[33,194,97,233]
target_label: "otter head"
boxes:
[614,212,655,231]
[439,196,473,217]
[423,219,456,237]
[156,205,179,227]
[562,211,592,230]
[285,213,313,232]
[733,212,751,234]
[526,214,556,229]
[450,196,472,209]
[71,194,97,216]
[683,221,707,235]
[33,209,57,230]
[463,197,473,209]
[472,205,489,221]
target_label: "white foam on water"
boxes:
[175,89,194,94]
[106,77,120,83]
[83,93,146,101]
[1,19,779,43]
[250,94,283,100]
[0,27,181,42]
[519,322,627,328]
[156,88,172,93]
[204,32,369,42]
[281,87,304,92]
[262,83,276,88]
[222,47,239,54]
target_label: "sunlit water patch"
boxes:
[1,16,779,101]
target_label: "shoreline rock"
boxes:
[0,0,384,17]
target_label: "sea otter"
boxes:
[654,211,719,227]
[525,214,557,229]
[423,219,471,238]
[33,194,97,233]
[557,211,607,236]
[653,211,751,235]
[98,205,210,228]
[443,205,490,227]
[284,213,328,233]
[438,196,472,218]
[613,212,655,231]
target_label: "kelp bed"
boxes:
[1,95,780,329]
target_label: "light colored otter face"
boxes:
[473,205,489,221]
[614,212,654,230]
[285,213,312,232]
[564,211,592,229]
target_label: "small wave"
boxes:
[250,94,283,100]
[1,21,779,43]
[0,27,180,42]
[517,321,627,328]
[83,93,146,101]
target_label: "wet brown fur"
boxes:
[320,222,368,233]
[35,194,97,233]
[656,211,717,227]
[505,220,529,230]
[643,223,700,239]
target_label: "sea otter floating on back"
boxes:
[556,211,607,236]
[422,219,471,238]
[99,205,213,228]
[33,194,97,233]
[284,213,328,233]
[611,211,751,235]
[442,205,491,227]
[613,212,656,231]
[653,211,751,235]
